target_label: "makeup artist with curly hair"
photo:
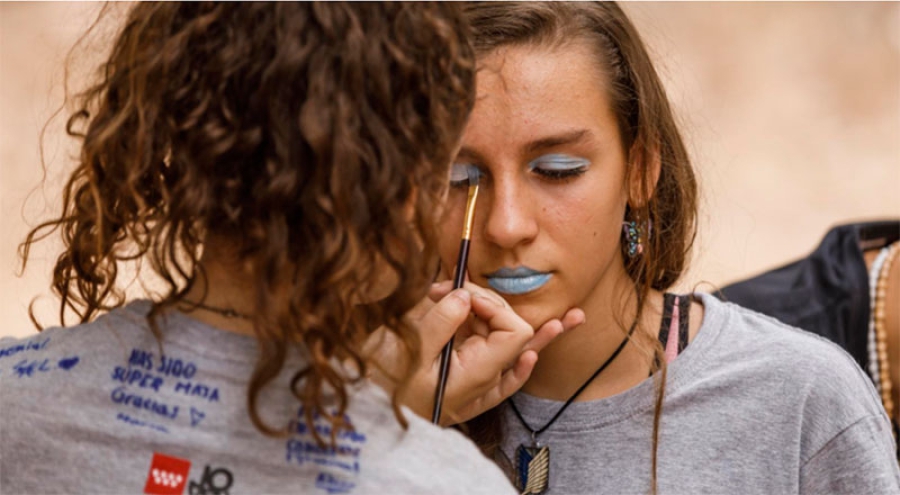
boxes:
[0,3,582,493]
[428,2,900,494]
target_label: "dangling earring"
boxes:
[622,219,651,257]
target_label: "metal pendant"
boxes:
[515,444,550,495]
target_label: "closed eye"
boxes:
[528,154,590,181]
[449,162,482,188]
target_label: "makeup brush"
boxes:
[432,167,480,424]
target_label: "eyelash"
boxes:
[532,166,587,181]
[448,160,588,187]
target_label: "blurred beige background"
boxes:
[2,2,898,338]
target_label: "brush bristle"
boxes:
[467,167,480,187]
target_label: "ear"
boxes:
[626,141,662,208]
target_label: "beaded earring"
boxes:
[622,220,650,257]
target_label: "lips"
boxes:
[485,266,552,295]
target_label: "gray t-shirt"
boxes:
[500,293,899,494]
[0,301,515,494]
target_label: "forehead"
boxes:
[465,42,619,152]
[478,41,608,92]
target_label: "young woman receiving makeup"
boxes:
[433,3,900,493]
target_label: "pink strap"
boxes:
[664,296,680,364]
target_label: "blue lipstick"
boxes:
[486,267,552,295]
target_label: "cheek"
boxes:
[541,187,626,250]
[539,185,614,225]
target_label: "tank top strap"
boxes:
[657,293,692,364]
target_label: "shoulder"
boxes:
[0,302,153,391]
[696,292,875,390]
[694,293,891,456]
[350,382,516,494]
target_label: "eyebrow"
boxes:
[457,129,592,163]
[524,129,591,154]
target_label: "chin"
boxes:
[508,299,565,329]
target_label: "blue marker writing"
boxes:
[315,472,356,494]
[0,338,50,361]
[173,381,220,402]
[58,356,80,370]
[116,412,170,434]
[12,359,51,378]
[189,407,206,427]
[129,349,153,371]
[110,386,179,420]
[157,355,197,379]
[111,366,165,392]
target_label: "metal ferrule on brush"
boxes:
[461,177,479,240]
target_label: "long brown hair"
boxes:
[20,2,476,440]
[461,2,698,492]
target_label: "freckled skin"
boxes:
[438,43,635,330]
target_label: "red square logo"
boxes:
[143,452,191,495]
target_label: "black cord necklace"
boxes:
[509,319,638,495]
[180,300,252,320]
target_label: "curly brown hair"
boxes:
[460,2,698,492]
[20,2,476,439]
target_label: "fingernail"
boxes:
[452,289,471,303]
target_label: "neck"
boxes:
[522,278,665,402]
[180,239,258,336]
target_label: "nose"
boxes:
[481,173,539,250]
